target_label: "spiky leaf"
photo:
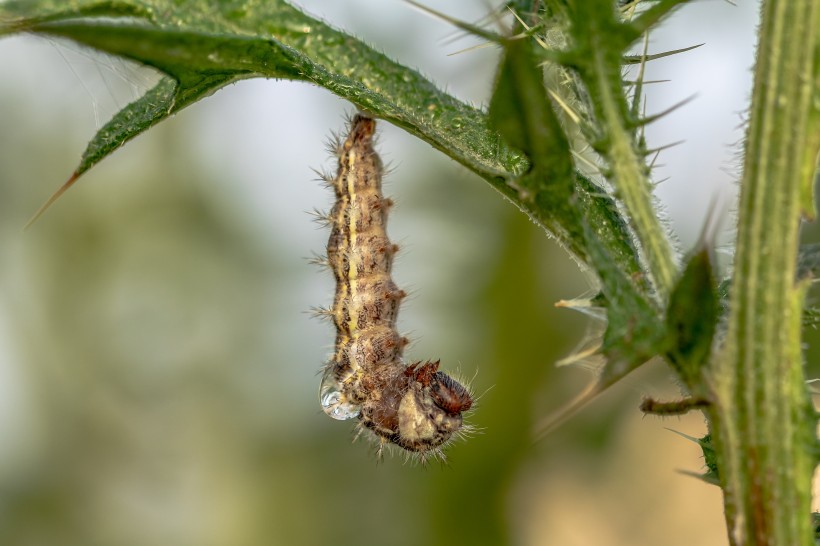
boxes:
[665,246,717,388]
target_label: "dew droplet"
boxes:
[319,370,360,420]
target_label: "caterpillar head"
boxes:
[393,360,473,452]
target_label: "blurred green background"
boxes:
[1,1,816,545]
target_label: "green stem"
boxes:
[707,1,819,544]
[602,91,676,298]
[584,31,678,300]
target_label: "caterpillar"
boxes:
[316,114,473,458]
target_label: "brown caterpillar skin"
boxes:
[318,115,473,456]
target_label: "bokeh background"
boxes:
[0,1,816,545]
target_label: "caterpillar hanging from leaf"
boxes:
[315,114,473,459]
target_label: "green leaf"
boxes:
[664,246,717,388]
[25,74,227,225]
[0,0,155,33]
[541,0,679,299]
[581,221,664,386]
[696,433,719,484]
[489,38,574,185]
[5,1,673,398]
[1,1,525,176]
[664,429,719,484]
[486,34,650,287]
[488,36,577,251]
[5,1,663,357]
[4,0,652,286]
[4,2,526,221]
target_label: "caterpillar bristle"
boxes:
[310,167,335,185]
[306,252,331,269]
[307,207,333,227]
[324,132,344,157]
[309,306,334,321]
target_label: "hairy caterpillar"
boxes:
[316,114,473,458]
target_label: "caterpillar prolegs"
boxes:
[316,114,473,457]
